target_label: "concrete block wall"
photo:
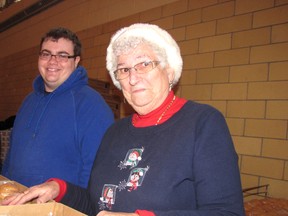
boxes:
[0,0,287,200]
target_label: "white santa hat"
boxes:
[106,23,183,89]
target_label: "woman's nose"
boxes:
[128,68,141,85]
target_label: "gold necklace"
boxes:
[132,95,176,126]
[155,95,176,125]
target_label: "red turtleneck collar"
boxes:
[132,91,187,127]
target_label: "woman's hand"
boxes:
[1,181,59,205]
[97,211,139,216]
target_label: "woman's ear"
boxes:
[167,66,175,84]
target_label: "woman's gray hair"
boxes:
[106,23,183,89]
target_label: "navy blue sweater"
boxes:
[2,66,114,188]
[62,101,245,215]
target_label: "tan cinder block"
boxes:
[267,101,288,119]
[87,69,98,80]
[174,10,201,27]
[102,21,121,34]
[152,16,174,30]
[202,1,234,21]
[227,101,265,118]
[178,39,199,55]
[81,59,91,70]
[134,0,179,13]
[162,0,188,16]
[226,118,245,136]
[196,100,227,115]
[232,27,270,48]
[232,136,262,156]
[186,21,216,39]
[181,85,212,100]
[212,83,247,100]
[79,26,103,39]
[140,7,162,23]
[272,23,288,43]
[93,34,111,46]
[238,154,242,170]
[91,56,106,68]
[108,1,135,21]
[269,61,288,81]
[285,162,288,180]
[251,43,288,63]
[242,156,284,179]
[219,0,231,2]
[240,174,260,191]
[199,34,231,52]
[111,0,179,22]
[183,53,214,69]
[253,4,288,28]
[174,87,181,97]
[214,48,250,66]
[263,139,288,160]
[179,70,197,85]
[260,178,288,199]
[245,119,287,139]
[98,44,109,57]
[81,37,94,49]
[235,0,274,15]
[197,67,229,84]
[230,64,268,82]
[82,46,96,59]
[88,9,112,29]
[169,27,186,41]
[248,81,288,100]
[188,0,217,10]
[217,14,252,34]
[276,0,288,6]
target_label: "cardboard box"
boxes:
[0,176,87,216]
[0,202,87,216]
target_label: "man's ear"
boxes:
[75,56,81,67]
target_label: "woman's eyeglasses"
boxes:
[114,61,160,80]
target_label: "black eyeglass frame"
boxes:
[39,51,77,62]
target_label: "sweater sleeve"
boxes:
[46,178,67,202]
[60,181,94,215]
[135,210,155,216]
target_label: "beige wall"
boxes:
[0,0,178,58]
[0,0,287,200]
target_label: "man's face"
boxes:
[38,38,80,92]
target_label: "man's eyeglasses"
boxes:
[114,61,160,80]
[39,51,77,63]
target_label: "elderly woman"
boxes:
[2,23,245,216]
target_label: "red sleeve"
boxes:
[135,210,156,216]
[46,178,67,202]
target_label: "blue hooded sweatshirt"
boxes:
[2,66,114,188]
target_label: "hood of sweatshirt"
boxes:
[33,65,88,95]
[28,66,88,136]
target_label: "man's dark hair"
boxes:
[40,27,82,56]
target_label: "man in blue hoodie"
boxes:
[2,27,114,188]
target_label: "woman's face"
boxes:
[118,44,174,115]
